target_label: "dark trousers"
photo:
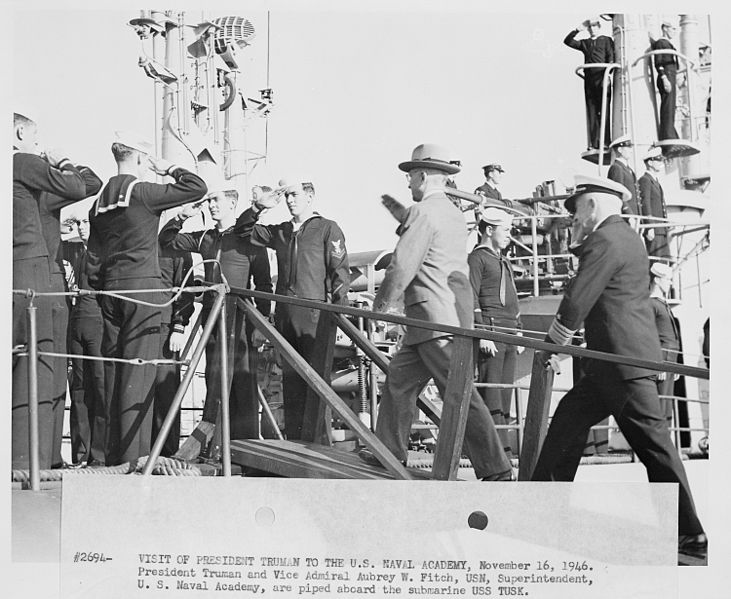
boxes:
[99,277,162,465]
[477,341,517,458]
[584,77,612,149]
[657,67,679,140]
[68,314,106,464]
[12,257,55,470]
[201,299,260,443]
[49,271,69,467]
[532,370,703,535]
[275,304,320,440]
[646,231,672,260]
[657,352,680,424]
[376,336,512,480]
[152,321,181,457]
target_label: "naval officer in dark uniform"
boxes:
[639,146,672,261]
[532,174,706,559]
[607,134,640,217]
[564,19,615,150]
[86,132,207,465]
[236,180,350,440]
[13,111,89,470]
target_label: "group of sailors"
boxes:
[12,116,349,471]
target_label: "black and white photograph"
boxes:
[4,2,727,597]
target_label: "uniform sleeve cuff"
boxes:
[57,158,72,169]
[172,324,185,334]
[547,318,575,346]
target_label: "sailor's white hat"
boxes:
[113,130,154,155]
[650,262,673,279]
[480,206,514,227]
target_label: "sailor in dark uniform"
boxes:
[236,180,350,440]
[12,111,89,470]
[39,164,102,467]
[159,188,272,451]
[639,146,672,261]
[475,164,512,206]
[68,216,107,466]
[607,134,640,218]
[564,19,615,149]
[468,207,524,459]
[649,262,681,425]
[86,132,207,465]
[652,21,680,141]
[533,174,706,559]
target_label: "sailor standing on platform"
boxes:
[468,207,524,460]
[86,132,207,465]
[532,174,706,560]
[39,163,102,468]
[474,164,512,208]
[359,144,512,481]
[563,19,615,150]
[236,180,350,441]
[159,188,272,453]
[607,135,640,218]
[652,20,680,141]
[639,146,672,261]
[13,111,89,470]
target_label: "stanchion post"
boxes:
[518,352,555,480]
[218,298,232,477]
[26,302,41,491]
[143,289,226,476]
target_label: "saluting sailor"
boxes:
[86,132,207,465]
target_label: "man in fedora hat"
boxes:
[235,179,350,441]
[532,174,706,559]
[649,262,681,426]
[607,134,640,217]
[12,111,90,469]
[360,143,512,481]
[639,146,672,260]
[86,132,207,465]
[564,19,615,150]
[468,207,524,461]
[652,21,680,141]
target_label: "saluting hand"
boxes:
[149,156,175,176]
[179,200,205,220]
[381,194,408,224]
[43,148,69,168]
[254,188,285,211]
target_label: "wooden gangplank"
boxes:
[230,440,432,480]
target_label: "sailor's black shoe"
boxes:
[678,533,708,560]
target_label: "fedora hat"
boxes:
[399,143,461,175]
[564,174,631,213]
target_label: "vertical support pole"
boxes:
[26,303,40,491]
[432,335,474,481]
[531,213,540,297]
[518,352,556,481]
[218,298,231,477]
[367,320,378,432]
[144,290,225,475]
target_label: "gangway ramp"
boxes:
[230,439,433,480]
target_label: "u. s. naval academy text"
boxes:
[129,553,596,596]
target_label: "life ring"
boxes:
[219,74,236,111]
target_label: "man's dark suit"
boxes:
[653,37,679,140]
[564,30,615,149]
[639,172,671,259]
[607,159,639,215]
[532,214,703,536]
